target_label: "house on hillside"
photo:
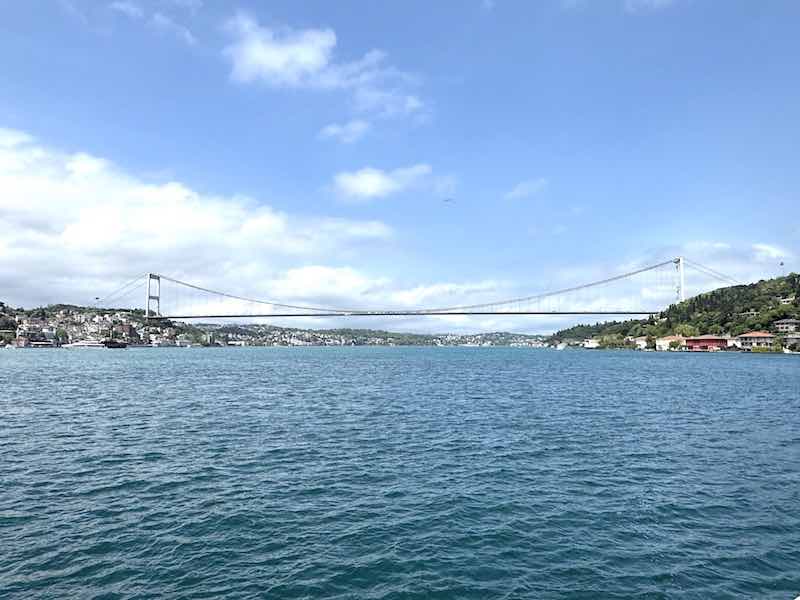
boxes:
[784,333,800,349]
[737,331,775,351]
[685,334,730,352]
[655,335,685,351]
[774,318,800,333]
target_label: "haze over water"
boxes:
[2,348,799,598]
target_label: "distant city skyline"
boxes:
[1,0,798,332]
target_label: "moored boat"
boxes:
[103,339,128,349]
[63,339,106,349]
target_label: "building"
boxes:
[655,335,685,351]
[685,334,729,352]
[779,296,795,305]
[784,333,800,349]
[737,331,775,351]
[582,338,600,349]
[774,318,800,333]
[632,336,648,350]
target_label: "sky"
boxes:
[1,0,798,333]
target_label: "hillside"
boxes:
[552,273,800,342]
[0,300,549,347]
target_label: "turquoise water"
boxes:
[1,347,799,599]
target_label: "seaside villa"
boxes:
[737,331,775,351]
[684,334,730,352]
[774,318,800,333]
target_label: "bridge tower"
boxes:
[145,273,161,318]
[676,257,685,303]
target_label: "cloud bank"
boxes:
[223,13,424,119]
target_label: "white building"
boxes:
[655,335,684,351]
[737,331,775,350]
[774,318,800,333]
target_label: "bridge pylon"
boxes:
[145,273,161,318]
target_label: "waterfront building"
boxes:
[582,338,600,349]
[737,331,775,350]
[655,335,685,351]
[685,335,729,352]
[783,333,800,348]
[773,318,800,333]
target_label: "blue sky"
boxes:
[1,0,798,332]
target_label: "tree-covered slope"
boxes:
[552,273,800,341]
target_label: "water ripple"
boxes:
[1,348,799,598]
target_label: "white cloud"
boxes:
[333,164,432,200]
[224,16,336,86]
[391,281,499,307]
[109,1,142,19]
[151,12,196,45]
[0,127,394,311]
[752,243,790,262]
[58,0,89,25]
[318,120,370,144]
[269,266,390,303]
[624,0,675,13]
[505,177,548,200]
[169,0,203,11]
[223,13,424,118]
[352,88,424,118]
[0,128,33,147]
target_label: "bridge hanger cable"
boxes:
[683,259,738,285]
[94,273,148,307]
[155,258,677,316]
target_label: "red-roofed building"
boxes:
[737,331,775,351]
[685,334,730,352]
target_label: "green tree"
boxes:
[674,323,699,337]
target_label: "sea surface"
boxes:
[1,347,799,599]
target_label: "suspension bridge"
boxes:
[94,257,739,322]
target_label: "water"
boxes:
[1,347,799,599]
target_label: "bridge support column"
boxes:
[676,257,685,303]
[145,273,161,318]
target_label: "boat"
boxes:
[63,339,106,348]
[103,339,128,349]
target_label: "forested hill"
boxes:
[552,273,800,341]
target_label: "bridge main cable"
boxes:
[415,258,678,313]
[154,258,678,318]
